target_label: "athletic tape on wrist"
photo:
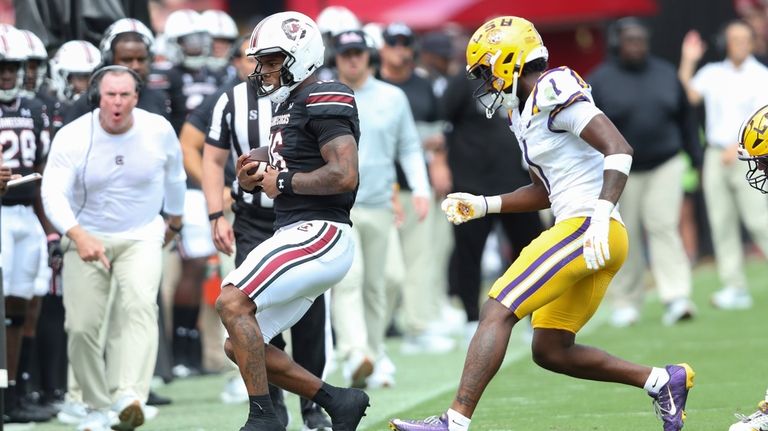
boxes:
[485,195,502,214]
[603,153,633,176]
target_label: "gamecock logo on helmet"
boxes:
[282,19,305,41]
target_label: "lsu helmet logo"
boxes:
[487,29,503,45]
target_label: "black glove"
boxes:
[47,234,63,271]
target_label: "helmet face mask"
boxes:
[745,157,768,193]
[248,51,294,102]
[51,40,101,101]
[466,16,548,118]
[469,64,509,118]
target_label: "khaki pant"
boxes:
[703,147,768,290]
[610,154,692,307]
[387,191,453,336]
[63,235,163,408]
[332,206,392,359]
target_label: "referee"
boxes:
[197,38,333,430]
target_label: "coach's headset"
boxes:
[86,64,143,108]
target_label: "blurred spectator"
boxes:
[417,30,455,97]
[679,19,768,310]
[589,17,702,327]
[378,22,456,361]
[330,30,431,389]
[200,9,239,79]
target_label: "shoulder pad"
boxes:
[304,81,357,120]
[532,67,593,113]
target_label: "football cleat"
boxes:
[389,414,449,431]
[325,388,369,431]
[729,400,768,431]
[651,363,695,431]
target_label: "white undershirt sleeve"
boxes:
[550,101,603,136]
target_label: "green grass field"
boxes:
[19,260,767,431]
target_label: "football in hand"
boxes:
[245,146,270,176]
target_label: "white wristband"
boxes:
[485,195,502,214]
[603,153,633,176]
[592,199,615,222]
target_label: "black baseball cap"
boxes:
[382,22,414,47]
[334,30,368,54]
[420,31,453,59]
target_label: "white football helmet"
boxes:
[164,9,211,70]
[50,40,102,101]
[246,11,324,104]
[316,6,360,36]
[100,18,155,65]
[0,26,30,102]
[201,9,239,71]
[19,30,47,97]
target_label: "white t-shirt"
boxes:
[509,66,621,224]
[42,108,187,241]
[691,56,768,148]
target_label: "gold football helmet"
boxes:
[466,16,548,118]
[738,104,768,193]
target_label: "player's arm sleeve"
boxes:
[395,91,430,197]
[162,124,187,215]
[41,130,79,233]
[305,82,359,146]
[550,101,603,136]
[205,92,232,150]
[306,118,356,148]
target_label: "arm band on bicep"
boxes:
[603,153,633,176]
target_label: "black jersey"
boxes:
[1,97,50,206]
[268,80,360,229]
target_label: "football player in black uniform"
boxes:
[215,12,369,431]
[0,26,54,424]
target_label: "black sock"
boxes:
[5,381,18,411]
[18,336,35,397]
[311,383,342,410]
[248,394,278,421]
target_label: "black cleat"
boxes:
[302,402,332,430]
[240,418,286,431]
[326,388,370,431]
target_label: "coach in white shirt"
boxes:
[679,20,768,310]
[41,66,186,429]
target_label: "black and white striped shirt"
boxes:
[206,81,275,219]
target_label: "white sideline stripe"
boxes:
[359,310,610,430]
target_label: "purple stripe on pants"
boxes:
[509,246,584,310]
[497,218,590,300]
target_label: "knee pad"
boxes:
[5,314,26,328]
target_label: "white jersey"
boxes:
[509,66,622,224]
